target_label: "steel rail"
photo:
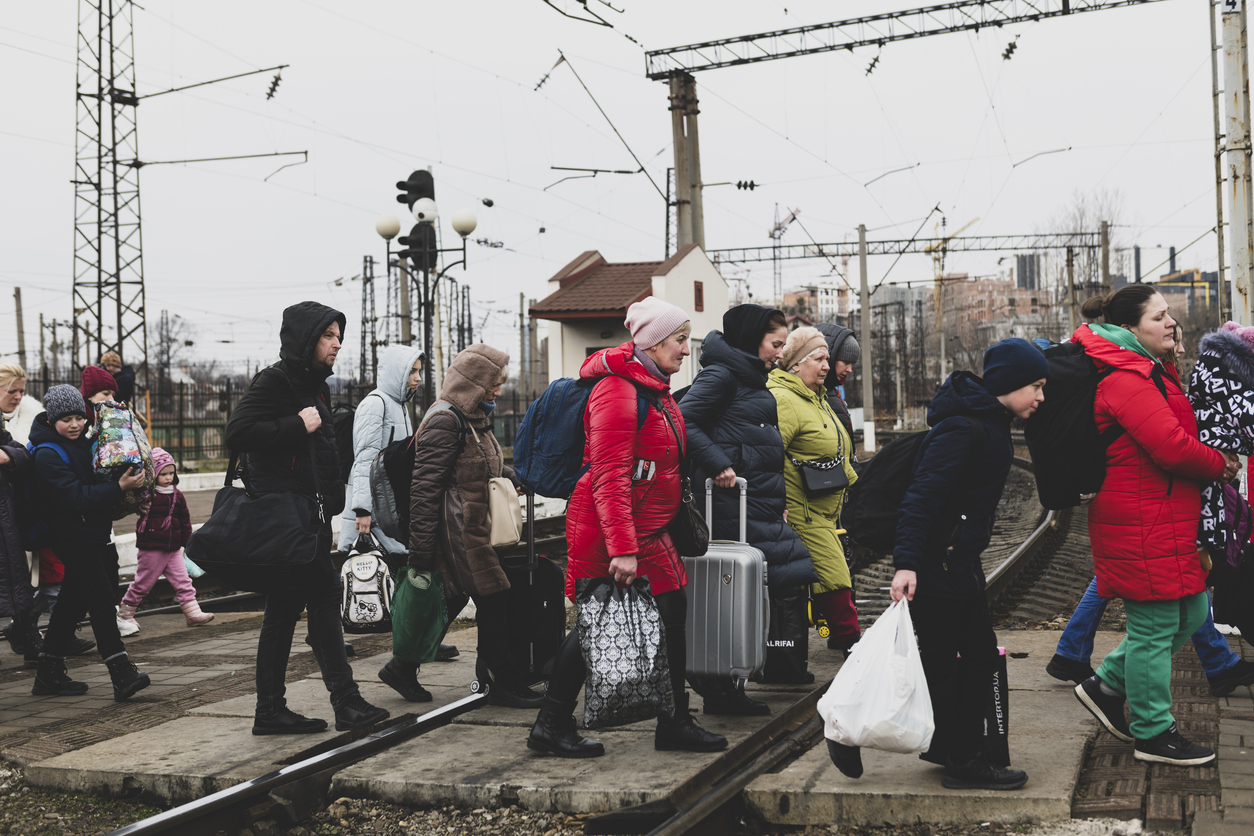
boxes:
[102,694,488,836]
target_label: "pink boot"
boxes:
[180,599,214,626]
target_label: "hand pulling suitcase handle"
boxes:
[704,476,748,544]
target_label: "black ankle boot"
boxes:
[528,696,604,758]
[378,658,432,702]
[702,679,770,716]
[105,654,151,702]
[655,693,728,752]
[9,612,43,668]
[32,655,88,697]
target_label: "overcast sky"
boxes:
[0,0,1225,378]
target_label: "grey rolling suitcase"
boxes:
[683,477,769,685]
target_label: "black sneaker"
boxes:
[333,694,389,731]
[1207,658,1254,697]
[1134,723,1216,766]
[378,660,433,703]
[1074,676,1132,742]
[942,754,1028,790]
[65,635,96,656]
[1046,654,1096,685]
[827,739,864,779]
[435,643,460,662]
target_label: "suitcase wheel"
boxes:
[817,625,830,639]
[470,678,489,695]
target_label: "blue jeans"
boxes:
[1056,578,1238,677]
[255,554,358,714]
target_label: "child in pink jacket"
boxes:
[119,448,213,628]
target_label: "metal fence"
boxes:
[25,374,529,463]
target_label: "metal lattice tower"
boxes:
[72,0,148,376]
[361,255,379,382]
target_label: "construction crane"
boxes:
[926,217,979,381]
[771,206,800,308]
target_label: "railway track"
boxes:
[101,450,1092,836]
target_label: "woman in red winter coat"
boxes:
[527,297,728,759]
[1070,285,1239,768]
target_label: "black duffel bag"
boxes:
[185,440,327,594]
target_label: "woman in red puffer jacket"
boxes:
[527,297,727,760]
[1070,284,1237,769]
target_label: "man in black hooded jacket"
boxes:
[226,301,389,735]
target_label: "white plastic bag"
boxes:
[818,598,934,754]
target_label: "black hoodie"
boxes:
[225,302,347,515]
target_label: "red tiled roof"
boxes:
[530,244,699,319]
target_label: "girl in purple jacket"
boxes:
[118,448,213,628]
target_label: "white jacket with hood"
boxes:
[338,345,425,553]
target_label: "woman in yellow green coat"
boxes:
[767,326,862,653]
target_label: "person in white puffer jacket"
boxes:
[338,345,425,557]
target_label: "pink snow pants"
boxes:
[123,548,197,607]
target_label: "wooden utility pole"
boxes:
[519,293,527,404]
[859,224,874,453]
[1100,220,1111,294]
[38,313,45,376]
[1068,247,1078,334]
[13,288,27,370]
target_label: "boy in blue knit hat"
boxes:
[830,339,1048,787]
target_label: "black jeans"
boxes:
[908,592,998,763]
[256,554,357,714]
[43,538,125,660]
[547,586,688,710]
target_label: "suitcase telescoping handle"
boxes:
[704,476,748,544]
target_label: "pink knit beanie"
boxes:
[625,296,690,350]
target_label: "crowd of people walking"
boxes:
[4,286,1252,790]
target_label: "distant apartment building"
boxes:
[782,283,850,321]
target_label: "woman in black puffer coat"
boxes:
[681,305,818,703]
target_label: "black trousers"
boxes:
[472,589,526,683]
[908,593,998,763]
[256,553,357,714]
[43,538,125,660]
[546,586,688,709]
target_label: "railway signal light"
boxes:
[266,72,281,99]
[736,180,757,191]
[395,170,436,213]
[397,223,438,272]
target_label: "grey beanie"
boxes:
[44,384,88,423]
[833,334,861,365]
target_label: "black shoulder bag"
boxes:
[790,398,851,497]
[186,377,329,593]
[650,394,710,557]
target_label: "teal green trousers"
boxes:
[1095,591,1209,740]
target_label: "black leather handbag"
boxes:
[652,396,710,557]
[185,437,328,594]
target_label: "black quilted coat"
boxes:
[680,330,816,588]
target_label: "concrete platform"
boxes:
[743,632,1127,827]
[22,627,1114,825]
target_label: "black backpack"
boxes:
[1023,341,1168,510]
[330,402,357,484]
[371,403,470,546]
[845,419,984,554]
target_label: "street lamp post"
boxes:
[401,202,477,408]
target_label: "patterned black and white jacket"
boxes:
[1188,326,1254,552]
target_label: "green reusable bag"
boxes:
[390,568,450,665]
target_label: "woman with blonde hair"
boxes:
[767,326,861,660]
[0,365,42,445]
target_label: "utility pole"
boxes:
[398,260,413,347]
[519,293,528,406]
[1224,0,1253,324]
[1100,221,1111,294]
[858,224,875,453]
[38,314,45,377]
[1068,247,1078,334]
[13,289,27,370]
[667,73,697,250]
[1213,0,1231,322]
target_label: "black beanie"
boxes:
[982,338,1050,396]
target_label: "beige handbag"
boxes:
[487,476,523,548]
